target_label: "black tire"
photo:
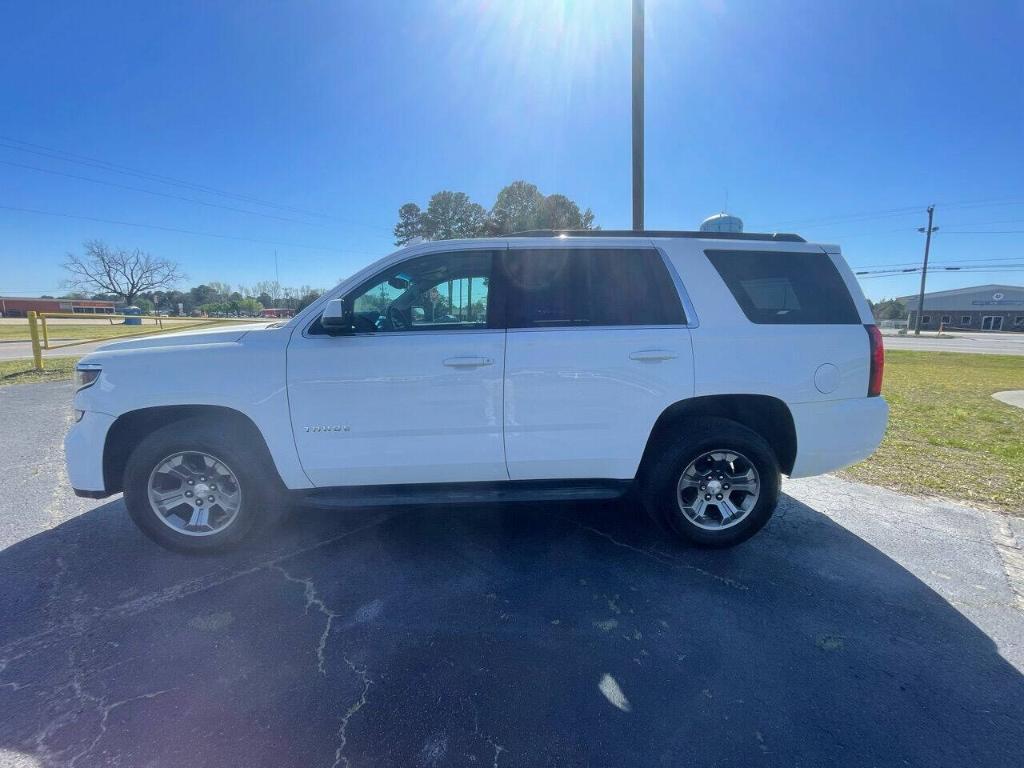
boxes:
[640,417,780,548]
[123,417,286,553]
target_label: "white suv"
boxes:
[66,230,888,552]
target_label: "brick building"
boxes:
[0,297,117,318]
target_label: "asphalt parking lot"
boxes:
[1,382,1023,767]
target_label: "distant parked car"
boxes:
[66,229,887,552]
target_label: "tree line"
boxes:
[868,298,909,321]
[60,240,324,316]
[394,180,596,245]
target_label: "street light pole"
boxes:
[913,205,938,336]
[632,0,644,231]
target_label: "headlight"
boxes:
[75,364,102,391]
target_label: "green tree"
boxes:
[189,284,219,307]
[421,191,488,240]
[535,193,595,230]
[872,298,909,321]
[394,181,597,241]
[490,180,544,233]
[393,203,424,246]
[238,297,263,315]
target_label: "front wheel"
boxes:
[123,418,283,553]
[641,418,780,548]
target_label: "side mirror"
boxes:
[320,298,352,334]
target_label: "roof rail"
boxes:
[506,229,806,243]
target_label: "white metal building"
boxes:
[896,284,1024,332]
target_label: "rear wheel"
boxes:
[641,418,780,547]
[123,418,284,553]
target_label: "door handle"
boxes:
[443,356,494,368]
[629,349,678,362]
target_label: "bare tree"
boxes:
[63,240,184,305]
[254,280,283,302]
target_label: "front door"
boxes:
[982,315,1003,331]
[501,243,695,480]
[287,249,507,487]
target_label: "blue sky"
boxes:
[1,0,1022,301]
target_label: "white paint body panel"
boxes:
[65,234,888,496]
[504,327,693,479]
[788,397,889,477]
[64,411,115,491]
[286,330,507,486]
[65,325,308,491]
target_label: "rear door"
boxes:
[501,242,695,480]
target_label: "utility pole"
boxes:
[632,0,644,231]
[913,205,938,335]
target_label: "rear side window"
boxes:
[502,248,685,328]
[705,249,860,325]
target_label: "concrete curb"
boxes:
[992,390,1024,410]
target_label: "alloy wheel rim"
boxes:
[147,451,242,537]
[676,449,760,531]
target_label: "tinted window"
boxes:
[705,250,860,325]
[502,248,685,328]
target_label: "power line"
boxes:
[0,203,381,256]
[856,264,1024,278]
[0,159,345,229]
[0,135,392,232]
[758,196,1024,231]
[942,230,1024,234]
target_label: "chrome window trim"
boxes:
[302,327,504,340]
[301,242,700,337]
[506,325,692,334]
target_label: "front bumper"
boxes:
[788,397,889,478]
[64,410,116,495]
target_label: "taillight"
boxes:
[865,324,884,397]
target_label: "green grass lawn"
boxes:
[0,318,232,343]
[0,356,79,386]
[840,350,1024,514]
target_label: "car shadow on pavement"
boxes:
[1,492,1022,767]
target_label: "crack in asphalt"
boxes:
[574,523,749,591]
[26,649,173,767]
[271,565,375,768]
[65,670,174,767]
[332,656,372,768]
[273,564,341,676]
[991,517,1024,612]
[468,692,506,768]
[0,514,391,663]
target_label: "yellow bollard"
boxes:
[41,315,50,349]
[27,311,44,371]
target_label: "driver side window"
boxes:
[344,250,494,334]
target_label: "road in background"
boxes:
[0,339,109,361]
[1,381,1022,767]
[882,329,1024,355]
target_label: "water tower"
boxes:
[700,212,743,233]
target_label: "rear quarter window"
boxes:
[704,249,860,325]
